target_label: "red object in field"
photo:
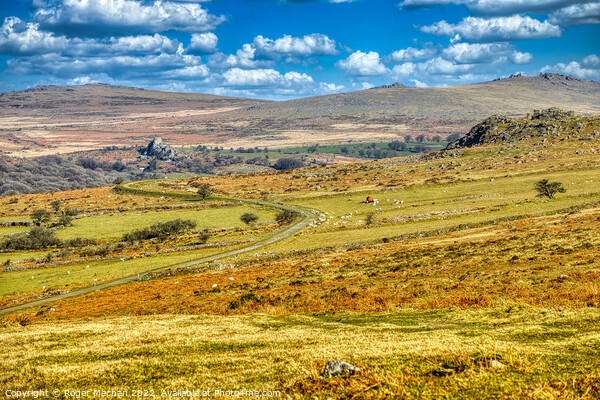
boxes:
[366,196,374,203]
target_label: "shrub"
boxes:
[111,161,126,172]
[273,158,305,170]
[57,214,73,227]
[275,209,300,225]
[0,227,62,250]
[78,157,102,169]
[196,184,213,200]
[122,219,198,243]
[195,232,211,245]
[388,141,407,151]
[50,200,62,212]
[64,237,97,248]
[62,207,80,217]
[240,213,259,225]
[31,209,52,224]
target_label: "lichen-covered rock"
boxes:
[141,137,178,159]
[446,108,582,150]
[322,360,360,377]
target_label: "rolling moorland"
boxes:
[0,107,599,398]
[1,73,600,157]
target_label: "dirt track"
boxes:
[0,194,315,316]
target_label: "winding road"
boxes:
[0,186,316,316]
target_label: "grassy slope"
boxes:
[1,112,600,398]
[2,309,600,399]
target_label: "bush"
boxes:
[122,219,197,243]
[273,158,305,170]
[195,232,211,245]
[62,207,80,217]
[388,141,407,151]
[275,209,300,225]
[58,214,74,227]
[240,213,259,225]
[50,200,62,212]
[0,227,62,250]
[78,157,103,169]
[31,209,52,224]
[64,237,98,248]
[196,184,213,200]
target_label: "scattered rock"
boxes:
[490,360,506,370]
[322,360,360,377]
[446,108,581,150]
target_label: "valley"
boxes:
[1,105,599,398]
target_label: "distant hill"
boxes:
[0,74,599,157]
[0,84,269,157]
[0,83,268,115]
[239,73,600,130]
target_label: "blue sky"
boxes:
[0,0,599,99]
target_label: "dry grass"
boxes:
[16,206,598,320]
[2,309,600,399]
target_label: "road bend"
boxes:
[0,190,316,315]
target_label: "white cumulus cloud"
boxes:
[541,54,600,81]
[583,54,600,69]
[0,17,179,56]
[164,65,210,79]
[34,0,226,36]
[420,15,562,42]
[391,57,499,86]
[442,42,532,64]
[7,51,202,78]
[189,32,218,54]
[549,2,600,26]
[208,33,338,70]
[399,0,588,15]
[207,44,270,70]
[319,82,345,93]
[335,50,389,76]
[253,34,338,58]
[0,17,68,55]
[222,68,314,87]
[388,45,440,62]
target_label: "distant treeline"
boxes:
[0,155,163,196]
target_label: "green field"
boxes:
[274,167,599,251]
[0,244,238,297]
[56,205,277,240]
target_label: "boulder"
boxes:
[322,360,360,377]
[141,137,178,159]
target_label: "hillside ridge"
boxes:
[446,107,599,150]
